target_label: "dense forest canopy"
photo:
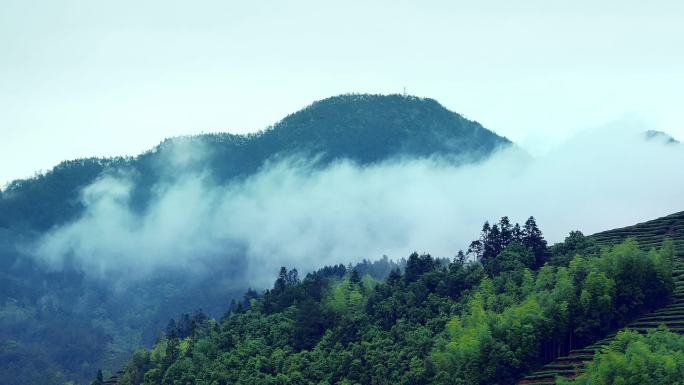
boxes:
[102,217,676,385]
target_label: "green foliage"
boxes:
[111,251,458,385]
[488,242,535,275]
[561,329,684,385]
[467,216,548,275]
[549,230,601,266]
[89,369,103,385]
[0,264,238,385]
[109,229,673,385]
[432,238,673,385]
[326,277,366,318]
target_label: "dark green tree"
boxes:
[89,369,103,385]
[522,216,548,268]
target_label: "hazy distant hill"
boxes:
[645,129,680,144]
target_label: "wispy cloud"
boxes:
[32,121,684,286]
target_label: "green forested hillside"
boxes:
[104,217,676,385]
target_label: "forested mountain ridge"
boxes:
[0,94,511,233]
[0,94,512,385]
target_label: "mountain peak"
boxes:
[645,130,679,144]
[302,93,441,109]
[276,93,474,131]
[263,93,510,164]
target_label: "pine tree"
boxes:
[274,267,288,293]
[350,269,361,286]
[522,216,548,267]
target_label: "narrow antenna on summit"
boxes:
[403,87,406,96]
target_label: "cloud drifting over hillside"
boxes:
[34,123,684,285]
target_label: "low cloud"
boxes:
[33,121,684,286]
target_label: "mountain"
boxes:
[0,94,509,233]
[0,94,511,385]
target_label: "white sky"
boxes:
[1,0,683,186]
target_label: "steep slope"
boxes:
[517,211,684,385]
[592,210,684,259]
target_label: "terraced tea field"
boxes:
[593,211,684,259]
[517,210,684,385]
